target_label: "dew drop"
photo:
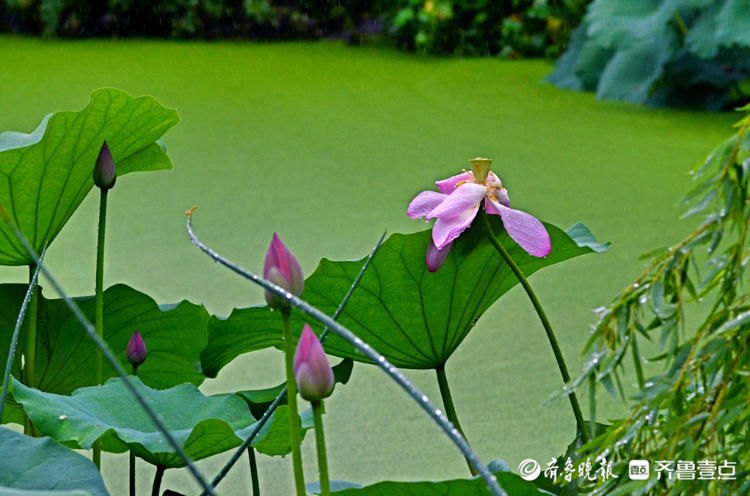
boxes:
[633,282,640,288]
[59,415,67,421]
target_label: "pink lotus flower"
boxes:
[294,324,334,402]
[408,158,551,271]
[126,330,147,372]
[263,233,304,310]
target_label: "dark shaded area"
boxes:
[0,0,588,58]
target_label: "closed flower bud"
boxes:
[294,324,334,402]
[263,233,304,310]
[93,141,117,190]
[126,330,147,371]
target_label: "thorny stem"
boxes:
[198,230,385,494]
[93,189,108,469]
[186,212,506,496]
[23,263,39,437]
[481,209,589,442]
[435,365,476,475]
[282,309,306,496]
[0,212,217,496]
[0,250,45,425]
[312,401,330,496]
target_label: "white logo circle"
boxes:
[518,458,541,481]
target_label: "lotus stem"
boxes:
[312,400,330,496]
[481,209,589,442]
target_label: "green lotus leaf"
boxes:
[0,284,208,399]
[0,88,178,265]
[11,377,301,468]
[201,218,608,374]
[0,426,107,496]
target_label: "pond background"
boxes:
[0,37,736,494]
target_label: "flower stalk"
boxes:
[435,366,475,475]
[480,209,589,441]
[128,332,146,496]
[282,310,306,496]
[247,448,261,496]
[312,400,330,496]
[92,141,115,470]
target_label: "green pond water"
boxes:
[0,36,737,495]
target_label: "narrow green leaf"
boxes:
[0,88,179,265]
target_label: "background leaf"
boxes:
[0,426,108,496]
[11,377,287,468]
[201,219,608,374]
[0,88,178,265]
[0,284,208,397]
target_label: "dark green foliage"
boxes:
[387,0,589,57]
[0,0,588,57]
[0,0,384,40]
[548,0,750,110]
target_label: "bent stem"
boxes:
[151,465,166,496]
[93,189,108,469]
[281,309,306,496]
[5,220,216,495]
[186,213,507,496]
[481,210,589,442]
[312,401,330,496]
[0,251,45,426]
[197,230,385,495]
[23,263,40,436]
[435,366,476,476]
[247,447,261,496]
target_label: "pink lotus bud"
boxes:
[263,233,304,310]
[294,324,334,402]
[93,141,117,190]
[126,330,147,371]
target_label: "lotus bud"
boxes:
[263,233,304,310]
[126,330,147,372]
[426,239,452,272]
[93,141,117,190]
[469,157,492,183]
[294,324,334,402]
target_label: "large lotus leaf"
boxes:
[545,23,613,92]
[0,88,178,266]
[585,0,689,48]
[0,284,208,398]
[596,31,678,104]
[10,377,300,468]
[201,218,608,374]
[0,426,108,496]
[686,0,750,58]
[307,470,550,495]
